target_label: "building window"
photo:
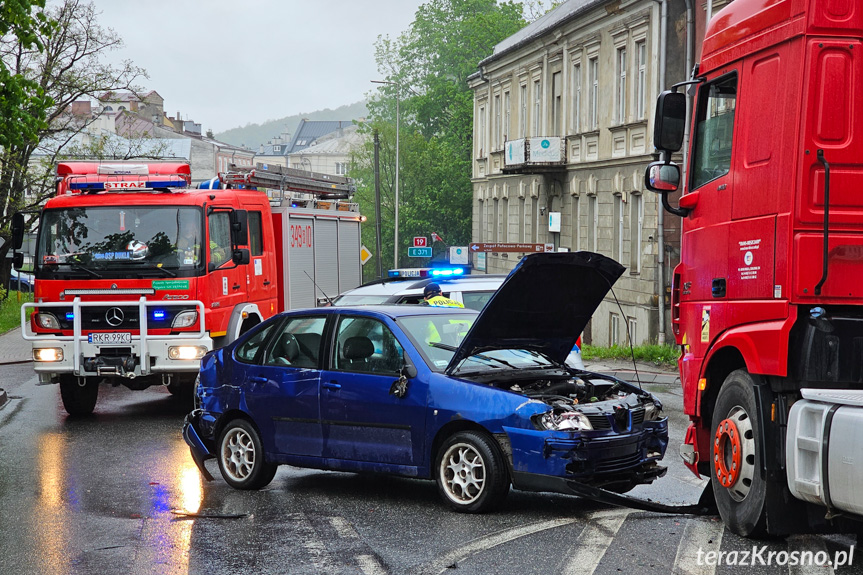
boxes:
[494,198,500,242]
[533,79,542,137]
[273,145,281,153]
[335,162,348,175]
[531,196,539,243]
[610,313,621,346]
[636,41,647,120]
[494,94,501,149]
[519,84,527,138]
[519,196,526,241]
[616,46,627,124]
[478,199,485,242]
[572,194,581,250]
[478,106,486,157]
[613,194,623,262]
[502,198,509,241]
[587,194,597,251]
[503,91,511,142]
[630,193,643,273]
[589,57,599,130]
[628,317,638,345]
[573,63,581,133]
[552,72,562,137]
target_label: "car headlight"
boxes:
[34,348,64,362]
[172,310,198,329]
[643,400,662,421]
[168,346,207,360]
[35,312,60,330]
[536,410,593,431]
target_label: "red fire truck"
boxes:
[12,161,362,416]
[646,0,863,537]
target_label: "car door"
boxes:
[241,315,327,457]
[319,314,426,467]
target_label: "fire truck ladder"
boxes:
[220,164,355,199]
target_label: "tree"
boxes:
[353,0,526,278]
[0,0,147,283]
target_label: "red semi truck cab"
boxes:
[646,0,863,537]
[17,161,362,415]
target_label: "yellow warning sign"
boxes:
[360,245,373,265]
[701,307,711,343]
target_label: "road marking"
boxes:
[420,517,579,575]
[788,535,835,575]
[287,512,338,573]
[329,516,359,538]
[562,509,630,575]
[357,554,387,575]
[671,517,724,575]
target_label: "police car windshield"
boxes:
[37,207,203,271]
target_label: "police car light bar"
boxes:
[388,266,468,278]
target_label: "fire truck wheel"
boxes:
[710,369,768,537]
[59,376,99,416]
[217,419,278,490]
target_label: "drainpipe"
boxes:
[654,0,668,345]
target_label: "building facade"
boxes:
[470,0,700,346]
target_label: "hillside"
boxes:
[216,101,369,149]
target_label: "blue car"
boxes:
[183,252,668,512]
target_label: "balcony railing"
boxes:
[503,137,566,171]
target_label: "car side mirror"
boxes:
[645,161,680,194]
[12,252,24,270]
[654,90,686,152]
[232,248,250,265]
[403,360,417,379]
[11,212,24,251]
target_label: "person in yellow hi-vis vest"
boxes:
[422,283,464,308]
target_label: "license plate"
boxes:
[88,332,132,344]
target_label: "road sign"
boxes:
[468,242,554,253]
[413,236,428,247]
[408,247,432,258]
[449,246,468,265]
[360,245,373,265]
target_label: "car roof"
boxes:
[337,274,508,298]
[279,304,479,320]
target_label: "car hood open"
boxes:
[445,251,625,373]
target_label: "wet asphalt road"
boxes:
[0,364,860,575]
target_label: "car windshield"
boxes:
[37,206,203,273]
[397,313,556,373]
[332,294,392,305]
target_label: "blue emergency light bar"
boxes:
[388,266,468,278]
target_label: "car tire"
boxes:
[710,369,769,537]
[59,376,99,416]
[217,419,278,490]
[435,431,509,513]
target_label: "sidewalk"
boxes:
[584,358,681,386]
[0,327,34,409]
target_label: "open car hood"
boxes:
[445,252,625,373]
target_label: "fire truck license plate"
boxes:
[88,333,132,344]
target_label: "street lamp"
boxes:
[371,79,400,268]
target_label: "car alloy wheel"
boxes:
[217,419,277,490]
[435,431,509,513]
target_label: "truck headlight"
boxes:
[34,348,64,362]
[168,346,207,360]
[536,411,593,431]
[35,313,61,330]
[172,310,198,329]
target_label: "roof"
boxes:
[287,125,363,157]
[479,0,606,67]
[286,120,353,155]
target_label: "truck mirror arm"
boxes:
[661,194,692,218]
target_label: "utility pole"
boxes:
[373,130,383,279]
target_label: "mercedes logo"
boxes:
[105,307,125,327]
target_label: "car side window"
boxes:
[691,73,737,190]
[265,316,326,368]
[235,323,276,364]
[334,316,404,375]
[462,291,494,311]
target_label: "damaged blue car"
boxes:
[183,251,668,512]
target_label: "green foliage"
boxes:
[0,292,33,335]
[354,0,526,279]
[582,344,680,368]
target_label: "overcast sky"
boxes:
[95,0,425,133]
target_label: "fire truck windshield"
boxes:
[37,207,204,277]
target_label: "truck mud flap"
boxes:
[563,478,717,516]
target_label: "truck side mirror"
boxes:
[230,209,248,246]
[11,212,24,251]
[645,161,680,194]
[654,91,686,152]
[12,252,24,270]
[232,248,250,265]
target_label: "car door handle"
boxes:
[249,376,267,384]
[263,280,271,286]
[232,283,241,290]
[322,382,341,391]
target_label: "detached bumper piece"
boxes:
[183,410,214,481]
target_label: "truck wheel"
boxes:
[435,431,509,513]
[217,419,277,490]
[59,376,99,416]
[710,369,768,537]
